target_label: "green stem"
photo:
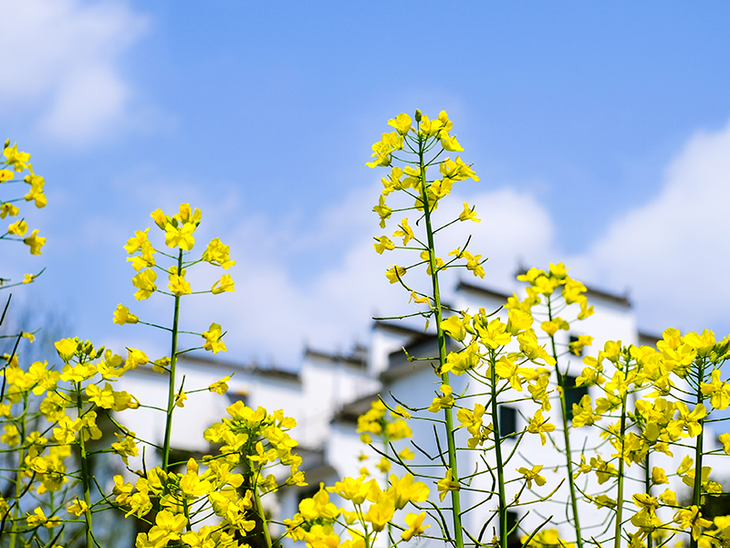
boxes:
[547,298,583,548]
[162,248,184,472]
[645,453,652,548]
[76,382,95,548]
[489,352,508,548]
[690,359,706,548]
[613,389,628,548]
[255,486,273,548]
[8,394,28,548]
[418,133,463,548]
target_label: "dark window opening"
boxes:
[226,391,248,406]
[569,334,583,356]
[499,405,517,439]
[502,510,521,548]
[564,374,589,422]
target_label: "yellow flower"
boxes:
[24,174,46,208]
[428,384,454,413]
[113,304,139,325]
[652,467,669,485]
[364,498,395,532]
[659,488,678,507]
[375,457,391,473]
[442,315,467,342]
[476,317,511,349]
[168,269,192,296]
[441,134,464,152]
[127,240,156,270]
[26,507,61,528]
[517,464,547,488]
[111,434,139,465]
[54,338,77,360]
[436,468,460,501]
[373,235,395,254]
[718,432,730,454]
[203,238,236,269]
[211,273,235,294]
[125,348,149,370]
[23,229,46,255]
[132,269,157,300]
[150,208,166,229]
[7,219,27,236]
[1,424,20,447]
[86,383,115,409]
[202,323,227,354]
[700,369,730,410]
[0,202,19,218]
[164,221,196,250]
[385,265,406,284]
[373,195,392,228]
[401,512,430,541]
[527,410,555,445]
[387,113,412,135]
[674,506,712,540]
[568,335,594,356]
[458,202,480,222]
[209,376,231,395]
[67,498,88,517]
[393,218,415,246]
[4,143,31,171]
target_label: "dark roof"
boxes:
[584,286,631,308]
[638,331,662,348]
[480,269,635,309]
[372,320,426,338]
[177,354,301,383]
[380,357,433,383]
[331,392,381,425]
[456,280,511,302]
[304,347,367,368]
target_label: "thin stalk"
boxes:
[76,382,95,548]
[255,487,273,548]
[417,132,464,548]
[547,298,583,548]
[489,352,508,548]
[645,453,652,548]
[8,394,28,548]
[162,248,184,472]
[613,391,628,548]
[690,359,706,548]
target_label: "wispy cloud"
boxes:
[174,184,558,367]
[571,119,730,335]
[0,0,148,144]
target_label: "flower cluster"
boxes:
[120,203,235,355]
[112,400,305,547]
[285,474,430,547]
[1,140,46,290]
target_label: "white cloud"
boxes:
[0,0,148,144]
[182,184,557,366]
[572,119,730,335]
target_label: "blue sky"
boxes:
[4,1,730,367]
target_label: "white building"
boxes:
[116,275,725,547]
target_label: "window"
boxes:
[569,334,583,356]
[226,391,248,406]
[503,510,521,548]
[499,405,516,438]
[563,375,588,421]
